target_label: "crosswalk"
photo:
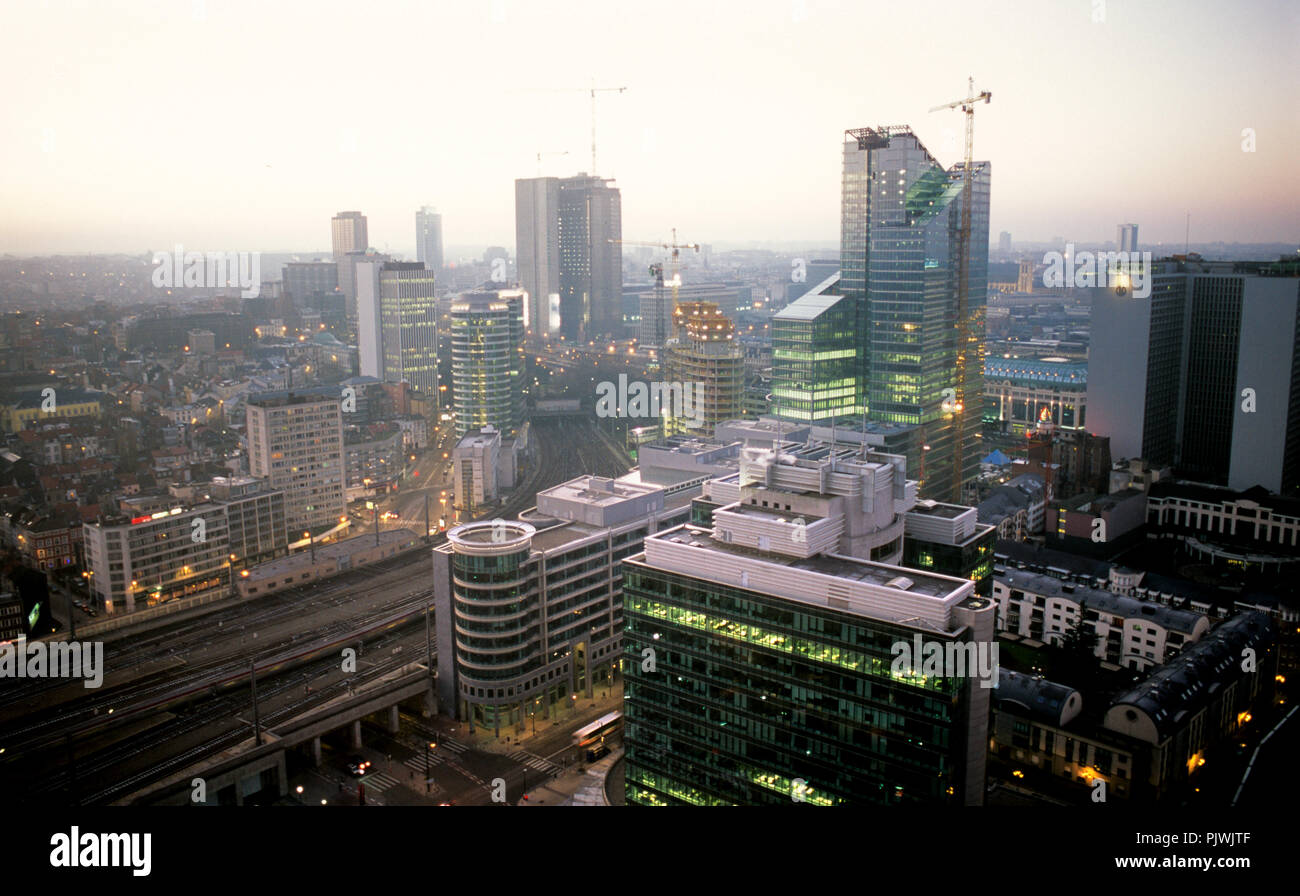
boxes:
[510,750,563,776]
[401,737,468,773]
[356,771,402,793]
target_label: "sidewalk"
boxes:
[446,684,625,756]
[518,749,623,806]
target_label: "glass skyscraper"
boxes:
[770,276,861,424]
[450,289,526,437]
[841,126,991,503]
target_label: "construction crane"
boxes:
[611,230,700,349]
[524,80,627,174]
[930,77,991,503]
[535,150,569,176]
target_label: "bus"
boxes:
[572,710,623,760]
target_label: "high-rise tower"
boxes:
[416,206,444,273]
[841,126,991,502]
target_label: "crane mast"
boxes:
[930,77,991,502]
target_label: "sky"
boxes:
[2,0,1297,256]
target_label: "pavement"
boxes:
[518,749,624,806]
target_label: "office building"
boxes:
[432,475,692,734]
[84,496,232,614]
[558,174,622,341]
[902,499,996,595]
[515,177,561,340]
[416,206,444,273]
[622,441,993,806]
[282,261,340,310]
[1117,223,1139,253]
[770,273,860,425]
[357,261,439,399]
[1088,260,1300,492]
[998,231,1012,253]
[984,357,1087,433]
[450,289,526,437]
[659,302,744,437]
[202,476,287,569]
[840,125,991,503]
[452,426,501,511]
[332,211,369,316]
[516,174,622,342]
[245,387,345,535]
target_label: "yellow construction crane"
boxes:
[930,77,991,502]
[612,229,700,324]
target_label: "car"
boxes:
[346,755,372,777]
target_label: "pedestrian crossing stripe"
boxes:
[360,773,401,792]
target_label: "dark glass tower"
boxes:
[841,126,991,502]
[557,175,623,342]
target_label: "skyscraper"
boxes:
[332,210,368,258]
[559,174,622,342]
[841,125,991,502]
[357,261,439,400]
[246,387,345,534]
[450,289,526,437]
[331,211,369,317]
[516,174,622,343]
[416,206,444,273]
[1088,259,1300,492]
[515,177,561,341]
[1117,222,1139,253]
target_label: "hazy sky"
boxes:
[3,0,1297,256]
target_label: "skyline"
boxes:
[1,0,1296,255]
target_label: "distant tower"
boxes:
[416,207,444,272]
[515,177,561,341]
[1117,223,1139,253]
[332,211,369,317]
[998,231,1011,253]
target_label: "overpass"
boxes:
[118,663,436,805]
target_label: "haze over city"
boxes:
[3,0,1297,255]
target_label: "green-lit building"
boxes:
[622,440,996,806]
[450,289,526,437]
[770,278,860,425]
[902,500,996,596]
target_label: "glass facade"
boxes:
[841,127,990,502]
[451,291,526,437]
[770,293,861,424]
[623,560,973,806]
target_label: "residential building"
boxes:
[245,387,345,535]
